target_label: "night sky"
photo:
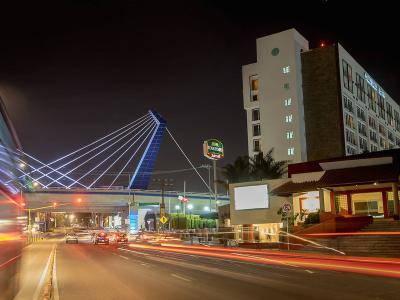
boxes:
[0,1,399,192]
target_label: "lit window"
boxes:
[251,78,259,91]
[286,131,294,139]
[252,109,260,121]
[285,115,293,123]
[253,124,261,136]
[282,66,290,74]
[284,98,292,106]
[288,148,294,156]
[253,139,261,152]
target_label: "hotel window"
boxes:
[345,129,357,146]
[252,108,260,121]
[367,85,377,112]
[345,114,355,129]
[253,139,261,152]
[343,96,354,114]
[396,137,400,147]
[285,114,293,123]
[346,146,356,155]
[284,98,292,106]
[370,144,378,152]
[250,76,259,102]
[395,110,400,131]
[342,60,353,92]
[282,66,290,74]
[357,107,366,122]
[358,122,367,137]
[377,95,385,120]
[369,130,378,143]
[283,83,290,90]
[386,102,394,127]
[287,148,294,156]
[286,131,294,139]
[380,137,389,149]
[388,131,395,143]
[355,73,365,102]
[378,124,387,137]
[253,124,261,136]
[368,116,377,131]
[251,77,259,91]
[359,137,368,152]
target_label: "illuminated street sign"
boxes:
[203,139,224,160]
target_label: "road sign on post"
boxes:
[160,216,168,224]
[282,202,292,213]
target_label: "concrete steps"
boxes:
[312,219,400,257]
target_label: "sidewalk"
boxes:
[14,237,61,300]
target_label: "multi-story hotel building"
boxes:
[243,28,400,163]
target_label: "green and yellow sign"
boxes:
[203,139,224,160]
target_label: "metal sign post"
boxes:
[282,202,292,251]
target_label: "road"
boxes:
[47,237,400,300]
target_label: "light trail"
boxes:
[126,243,400,278]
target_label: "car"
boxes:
[65,233,78,244]
[115,232,128,244]
[94,232,109,244]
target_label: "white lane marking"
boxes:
[171,273,192,282]
[119,255,129,260]
[53,249,60,300]
[33,244,55,300]
[305,269,315,274]
[232,253,299,268]
[118,248,149,256]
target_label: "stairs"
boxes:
[313,219,400,257]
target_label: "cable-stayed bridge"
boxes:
[1,109,228,230]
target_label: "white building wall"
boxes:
[243,29,309,163]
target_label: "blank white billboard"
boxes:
[234,185,269,210]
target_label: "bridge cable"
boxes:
[15,112,150,180]
[88,122,157,188]
[42,117,154,188]
[165,128,215,197]
[66,120,156,188]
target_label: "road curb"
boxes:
[41,245,56,300]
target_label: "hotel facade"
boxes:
[243,29,400,163]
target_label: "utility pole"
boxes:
[213,160,218,212]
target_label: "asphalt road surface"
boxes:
[53,238,400,300]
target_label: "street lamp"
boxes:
[204,206,210,212]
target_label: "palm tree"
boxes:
[250,149,288,180]
[221,155,251,184]
[222,149,288,184]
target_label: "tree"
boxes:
[250,149,288,180]
[221,155,251,184]
[222,149,288,184]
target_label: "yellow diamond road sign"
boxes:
[160,216,168,224]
